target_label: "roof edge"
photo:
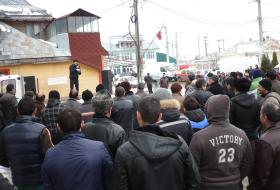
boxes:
[56,8,101,20]
[0,56,71,66]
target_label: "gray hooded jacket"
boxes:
[189,95,253,190]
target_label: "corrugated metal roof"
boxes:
[0,21,70,61]
[68,33,108,70]
[0,0,31,6]
[0,0,50,16]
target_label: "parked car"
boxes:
[175,69,197,81]
[114,76,138,88]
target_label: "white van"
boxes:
[0,75,25,100]
[142,63,176,81]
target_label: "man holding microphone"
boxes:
[69,60,81,92]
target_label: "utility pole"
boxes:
[133,0,141,83]
[175,33,180,64]
[217,39,224,53]
[204,36,208,56]
[163,27,170,64]
[171,43,175,58]
[257,0,264,56]
[197,37,200,57]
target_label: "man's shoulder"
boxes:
[113,98,133,107]
[1,123,16,133]
[193,123,247,138]
[261,124,280,141]
[115,140,136,159]
[53,138,105,152]
[85,119,124,131]
[0,93,14,100]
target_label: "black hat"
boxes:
[266,70,277,80]
[259,79,272,91]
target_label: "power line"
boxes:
[263,3,280,6]
[101,0,131,15]
[148,0,256,27]
[264,16,280,20]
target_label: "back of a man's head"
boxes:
[225,77,235,88]
[92,92,113,116]
[120,81,131,93]
[115,86,125,98]
[48,90,60,100]
[195,78,207,90]
[235,78,251,93]
[18,96,35,116]
[261,103,280,123]
[6,84,14,93]
[95,84,105,93]
[230,72,237,79]
[82,89,93,101]
[171,82,182,93]
[183,96,200,111]
[57,109,82,133]
[236,72,243,78]
[138,96,161,124]
[24,91,35,99]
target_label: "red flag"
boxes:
[156,30,162,40]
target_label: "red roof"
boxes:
[68,33,108,70]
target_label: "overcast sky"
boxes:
[28,0,280,58]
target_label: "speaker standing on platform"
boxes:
[69,60,81,92]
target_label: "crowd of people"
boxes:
[0,65,280,190]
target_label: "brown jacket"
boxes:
[271,80,280,95]
[263,92,280,106]
[254,121,280,190]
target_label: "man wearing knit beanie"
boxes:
[153,88,172,100]
[258,79,280,106]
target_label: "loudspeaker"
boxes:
[24,76,36,93]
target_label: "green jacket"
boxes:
[249,77,262,91]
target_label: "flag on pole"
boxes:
[156,30,162,40]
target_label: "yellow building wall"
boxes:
[3,61,100,98]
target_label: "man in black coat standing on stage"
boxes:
[69,60,81,92]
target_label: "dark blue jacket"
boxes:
[42,132,112,190]
[0,116,45,186]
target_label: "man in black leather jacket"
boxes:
[111,86,134,135]
[82,90,127,159]
[113,96,200,190]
